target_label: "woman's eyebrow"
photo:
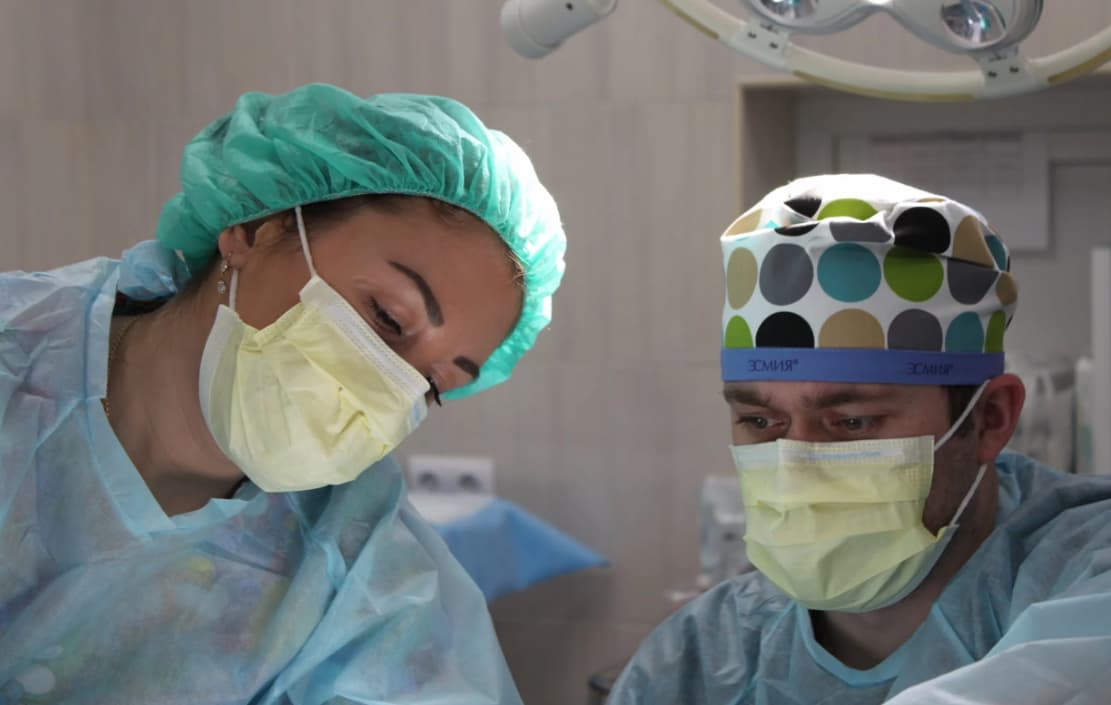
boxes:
[454,356,481,380]
[388,261,443,326]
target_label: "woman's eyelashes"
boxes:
[365,293,442,406]
[426,377,443,407]
[369,297,403,336]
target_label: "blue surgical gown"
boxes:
[609,452,1111,705]
[0,243,523,705]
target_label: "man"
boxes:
[609,174,1111,704]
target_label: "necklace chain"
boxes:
[102,316,140,420]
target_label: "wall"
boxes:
[1013,162,1111,359]
[2,3,1109,704]
[790,85,1111,361]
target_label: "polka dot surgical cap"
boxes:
[720,174,1018,385]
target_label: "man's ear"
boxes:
[974,373,1026,465]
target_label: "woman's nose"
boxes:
[402,348,472,395]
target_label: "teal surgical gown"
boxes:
[0,243,523,705]
[609,452,1111,705]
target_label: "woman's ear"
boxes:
[974,372,1026,465]
[217,224,253,270]
[217,217,287,271]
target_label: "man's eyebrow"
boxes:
[723,387,771,407]
[389,261,443,327]
[722,387,903,408]
[454,356,481,381]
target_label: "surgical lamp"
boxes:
[501,0,1111,100]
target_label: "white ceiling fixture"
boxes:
[502,0,1111,101]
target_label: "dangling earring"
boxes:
[216,260,229,296]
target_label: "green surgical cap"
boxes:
[156,83,566,398]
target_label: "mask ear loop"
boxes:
[230,206,315,313]
[294,205,319,279]
[934,380,990,451]
[935,379,993,528]
[950,462,989,528]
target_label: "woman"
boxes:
[0,84,565,704]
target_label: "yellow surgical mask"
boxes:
[731,383,989,612]
[198,206,430,493]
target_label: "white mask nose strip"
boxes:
[290,204,428,402]
[301,279,431,402]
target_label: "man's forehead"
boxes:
[722,380,922,406]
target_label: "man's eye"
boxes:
[737,416,770,430]
[838,417,871,431]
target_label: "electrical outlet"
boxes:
[407,455,496,495]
